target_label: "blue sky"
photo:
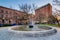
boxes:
[0,0,52,10]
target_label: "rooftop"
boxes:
[35,3,51,11]
[0,6,25,13]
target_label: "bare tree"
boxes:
[48,15,59,24]
[52,0,60,25]
[53,0,60,6]
[18,3,37,24]
[18,3,37,14]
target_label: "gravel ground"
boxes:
[0,26,60,40]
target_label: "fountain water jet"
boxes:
[28,13,35,29]
[29,20,34,28]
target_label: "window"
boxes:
[0,10,4,13]
[14,16,17,19]
[0,15,3,18]
[5,11,8,14]
[17,16,20,19]
[9,12,12,14]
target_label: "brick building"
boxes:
[0,3,52,24]
[35,3,52,23]
[0,6,29,24]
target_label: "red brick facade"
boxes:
[0,3,52,24]
[0,6,28,24]
[35,4,52,23]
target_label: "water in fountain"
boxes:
[29,19,34,28]
[28,19,40,31]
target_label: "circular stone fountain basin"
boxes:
[8,25,57,37]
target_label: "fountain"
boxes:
[29,20,34,28]
[8,25,57,37]
[8,13,57,37]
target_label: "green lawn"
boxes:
[40,24,60,27]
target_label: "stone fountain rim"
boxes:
[8,26,56,34]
